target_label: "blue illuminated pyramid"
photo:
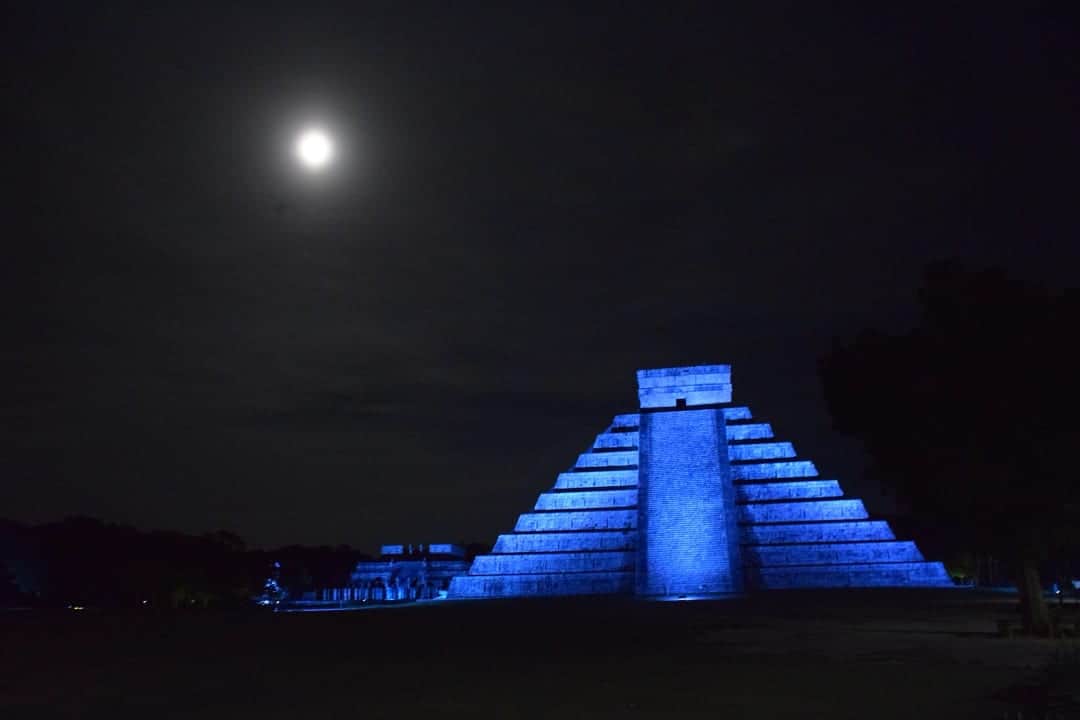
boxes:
[448,365,952,598]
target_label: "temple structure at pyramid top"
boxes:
[448,364,952,599]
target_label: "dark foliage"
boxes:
[820,262,1080,629]
[0,517,370,608]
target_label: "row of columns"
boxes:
[320,580,447,603]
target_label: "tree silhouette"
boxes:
[0,560,20,606]
[820,262,1080,634]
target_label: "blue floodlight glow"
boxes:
[446,364,953,600]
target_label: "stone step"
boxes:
[748,561,953,589]
[731,460,818,481]
[726,423,774,442]
[723,407,753,421]
[738,499,867,524]
[448,571,633,598]
[514,509,637,532]
[493,530,637,554]
[610,414,640,429]
[468,551,634,575]
[745,541,925,567]
[592,432,639,449]
[727,441,796,462]
[574,450,638,469]
[534,489,638,511]
[735,480,843,502]
[741,520,896,545]
[553,470,639,490]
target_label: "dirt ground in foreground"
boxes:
[2,589,1078,719]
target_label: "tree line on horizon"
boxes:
[0,516,374,609]
[0,517,495,609]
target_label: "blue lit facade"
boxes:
[447,364,952,599]
[322,544,470,604]
[636,406,741,597]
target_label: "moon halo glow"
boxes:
[295,128,334,171]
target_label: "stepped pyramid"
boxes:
[448,365,952,599]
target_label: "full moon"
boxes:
[295,128,333,170]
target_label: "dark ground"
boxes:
[2,590,1078,719]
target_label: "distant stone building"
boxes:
[319,544,470,603]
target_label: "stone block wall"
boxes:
[636,364,733,408]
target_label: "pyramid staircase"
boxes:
[448,368,951,598]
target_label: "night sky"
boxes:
[4,3,1078,549]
